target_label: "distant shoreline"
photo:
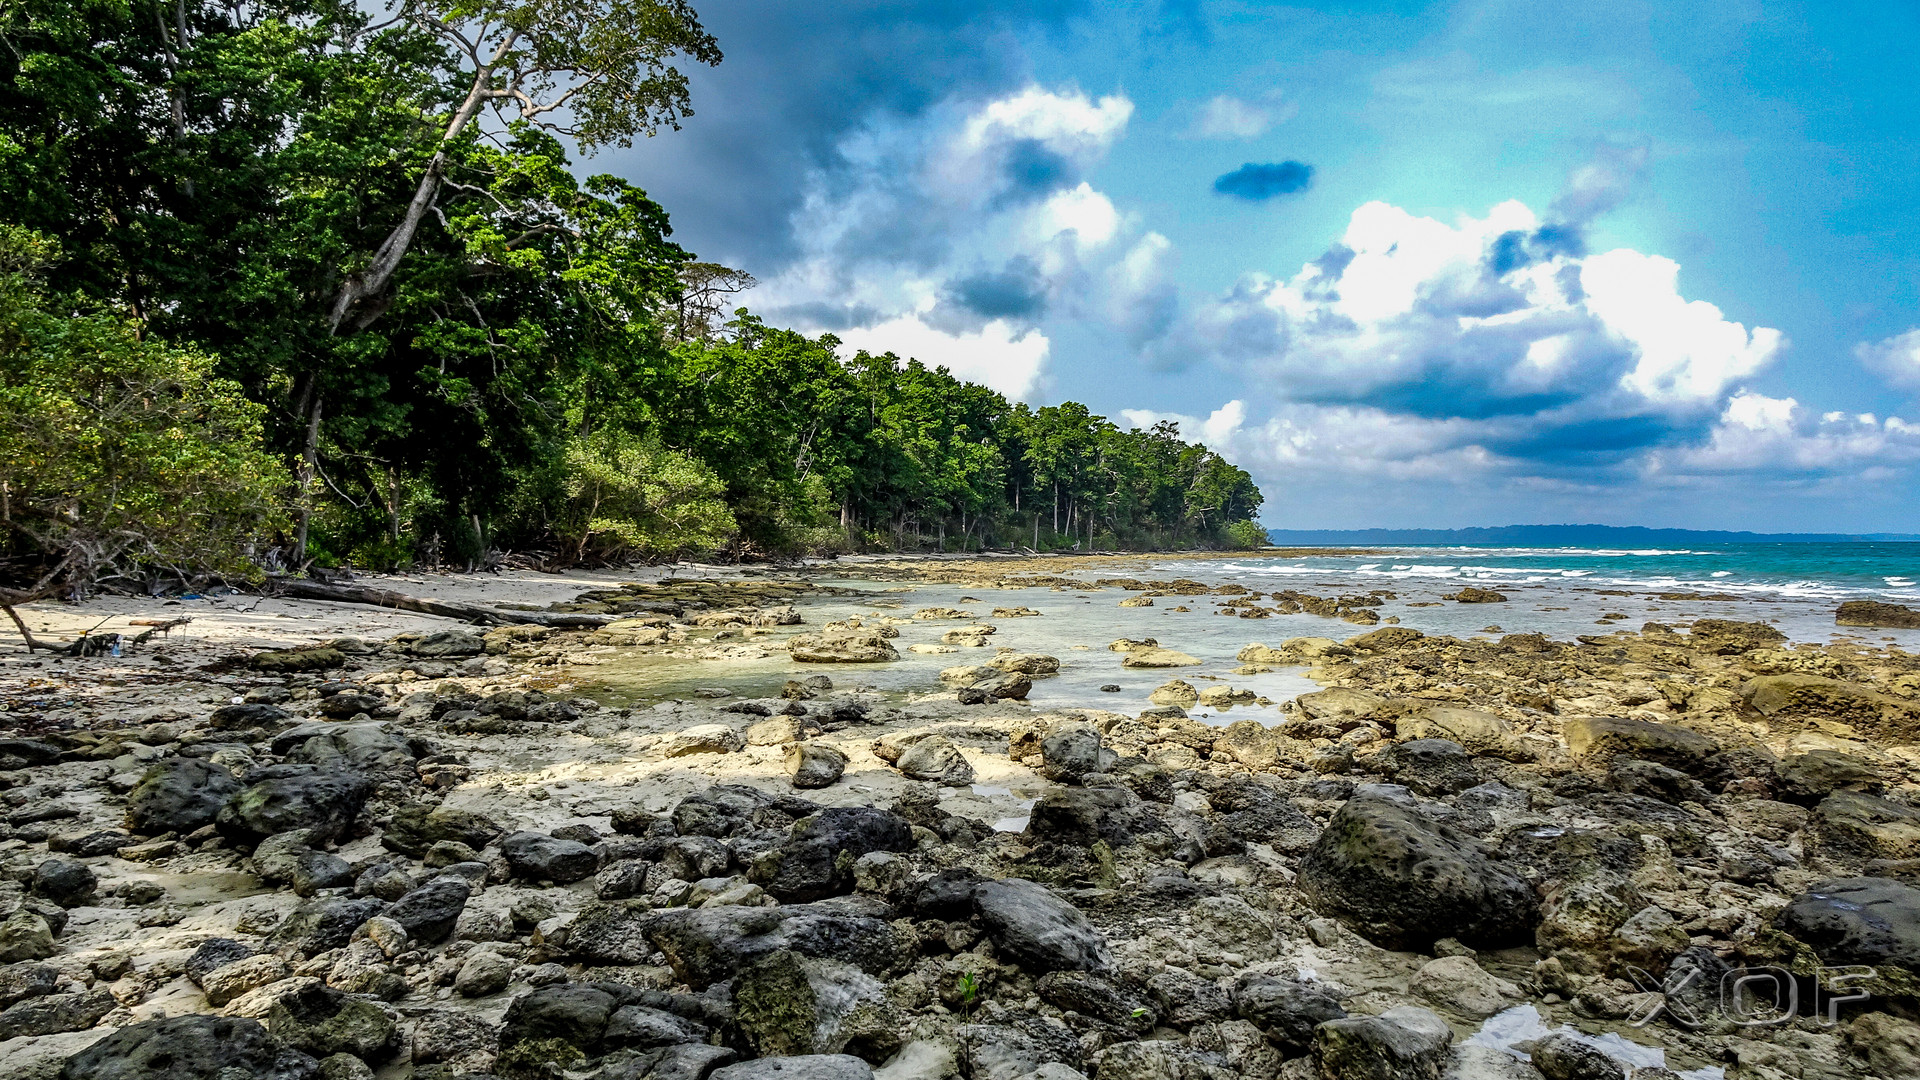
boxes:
[1262,524,1920,545]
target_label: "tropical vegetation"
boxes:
[0,0,1264,595]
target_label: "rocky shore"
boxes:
[1,560,1919,1080]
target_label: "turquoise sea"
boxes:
[1131,542,1920,648]
[1224,542,1920,601]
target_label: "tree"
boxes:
[0,228,282,629]
[0,0,1272,572]
[1225,519,1269,550]
[548,428,735,561]
[668,262,756,341]
[327,0,721,333]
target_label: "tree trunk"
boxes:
[292,394,324,564]
[1,603,49,652]
[386,469,403,541]
[326,31,517,334]
[267,578,611,628]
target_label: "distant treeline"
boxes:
[0,0,1263,597]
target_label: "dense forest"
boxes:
[0,0,1264,599]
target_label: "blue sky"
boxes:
[606,0,1920,531]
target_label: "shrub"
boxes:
[1225,518,1270,550]
[551,428,737,561]
[0,229,284,599]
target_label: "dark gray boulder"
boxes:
[1233,973,1348,1054]
[286,849,354,898]
[1039,725,1107,779]
[1604,759,1713,806]
[1299,795,1538,950]
[1775,750,1883,804]
[280,722,417,773]
[379,804,504,857]
[1036,971,1155,1034]
[267,896,387,957]
[711,1056,874,1080]
[410,630,486,657]
[32,859,97,908]
[498,831,598,884]
[208,703,294,729]
[0,962,58,1008]
[125,757,242,834]
[1312,1006,1453,1080]
[501,982,621,1048]
[604,1003,711,1048]
[384,876,470,944]
[218,766,371,845]
[1776,876,1920,973]
[786,743,847,789]
[264,982,399,1061]
[1530,1034,1626,1080]
[0,986,116,1038]
[908,867,986,920]
[672,784,819,838]
[1025,786,1168,849]
[751,807,913,902]
[572,901,907,989]
[61,1014,319,1080]
[1198,776,1319,856]
[972,878,1111,973]
[1377,739,1479,797]
[184,939,253,986]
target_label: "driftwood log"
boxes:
[265,578,614,628]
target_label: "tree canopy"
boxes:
[0,0,1266,588]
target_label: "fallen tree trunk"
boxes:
[264,578,613,628]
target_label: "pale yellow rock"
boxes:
[1198,685,1256,706]
[1150,679,1199,705]
[1121,647,1201,668]
[745,718,802,746]
[1395,704,1516,757]
[200,954,291,1008]
[1296,687,1383,720]
[991,652,1059,675]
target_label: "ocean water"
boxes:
[581,543,1920,717]
[1143,542,1920,648]
[1228,542,1920,600]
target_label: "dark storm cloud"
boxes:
[945,258,1049,320]
[1487,224,1586,275]
[601,1,1086,274]
[1212,161,1314,200]
[993,139,1078,206]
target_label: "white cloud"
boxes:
[1123,399,1508,482]
[836,315,1051,399]
[1856,328,1920,390]
[1185,92,1295,140]
[956,87,1133,158]
[1187,198,1784,437]
[1581,249,1782,406]
[1660,392,1920,475]
[1029,183,1120,252]
[748,84,1153,400]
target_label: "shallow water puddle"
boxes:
[1467,1005,1725,1080]
[965,783,1041,832]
